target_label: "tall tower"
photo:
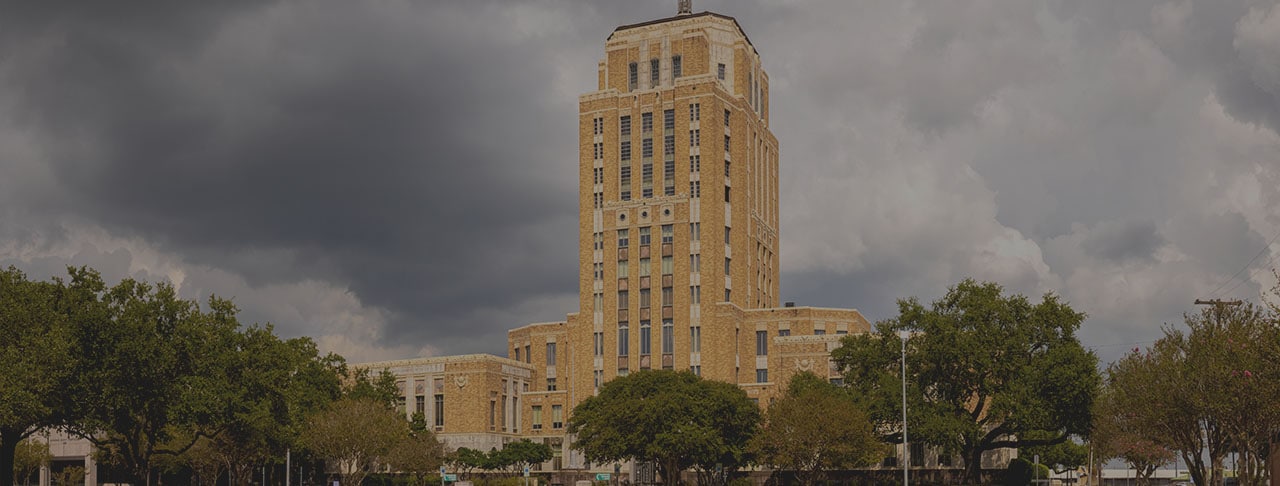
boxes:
[571,9,780,394]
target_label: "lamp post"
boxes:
[900,329,909,486]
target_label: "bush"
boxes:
[1004,458,1051,486]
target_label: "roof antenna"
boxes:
[678,0,692,15]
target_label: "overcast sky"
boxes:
[1,0,1277,364]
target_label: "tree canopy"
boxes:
[750,372,883,485]
[300,398,410,486]
[568,370,760,485]
[832,279,1100,483]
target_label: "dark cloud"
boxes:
[1,0,1277,363]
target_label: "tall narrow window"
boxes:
[717,63,726,80]
[642,112,653,133]
[662,319,674,358]
[618,259,629,278]
[618,290,629,310]
[661,224,673,243]
[725,109,731,127]
[691,254,701,273]
[621,115,632,137]
[650,58,660,86]
[690,103,700,121]
[756,330,768,356]
[756,369,768,383]
[690,223,700,240]
[639,227,651,246]
[639,288,651,308]
[690,285,701,304]
[690,154,700,172]
[662,286,673,306]
[672,55,682,78]
[725,226,731,244]
[546,342,557,365]
[552,405,563,429]
[617,229,629,248]
[639,257,650,277]
[594,332,604,356]
[531,406,543,430]
[618,322,630,356]
[662,255,673,275]
[690,129,700,146]
[433,378,445,428]
[664,159,675,196]
[629,62,638,91]
[664,109,675,131]
[639,320,652,356]
[725,257,731,275]
[546,378,557,391]
[690,326,702,353]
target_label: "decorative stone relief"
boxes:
[453,375,469,389]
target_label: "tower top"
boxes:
[678,0,692,15]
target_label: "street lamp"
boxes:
[900,329,909,486]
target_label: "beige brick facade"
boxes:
[357,6,877,475]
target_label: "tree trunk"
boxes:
[0,429,19,486]
[962,447,983,485]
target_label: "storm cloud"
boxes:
[1,0,1277,363]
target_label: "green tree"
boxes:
[1088,387,1172,486]
[386,422,446,486]
[448,448,488,479]
[65,278,242,485]
[568,370,760,485]
[1107,303,1278,486]
[299,398,408,486]
[13,438,50,486]
[0,266,103,486]
[490,440,553,476]
[833,279,1099,483]
[750,372,883,485]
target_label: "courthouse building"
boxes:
[360,2,1013,479]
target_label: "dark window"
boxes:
[661,224,673,243]
[756,369,768,383]
[546,378,556,391]
[779,329,790,337]
[618,322,630,356]
[617,229,629,248]
[618,290,629,310]
[650,59,660,86]
[620,115,631,137]
[546,342,557,365]
[662,320,674,354]
[717,63,726,80]
[672,56,682,78]
[629,62,638,90]
[642,112,653,133]
[639,320,651,356]
[756,330,768,356]
[434,394,444,427]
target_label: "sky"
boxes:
[1,0,1277,365]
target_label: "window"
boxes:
[546,342,557,365]
[638,257,650,277]
[690,129,700,146]
[514,347,521,362]
[725,160,731,177]
[664,135,675,157]
[690,154,700,172]
[532,406,543,430]
[434,393,445,428]
[814,329,826,336]
[620,115,631,137]
[836,329,848,335]
[639,288,651,308]
[661,255,673,275]
[690,222,700,240]
[725,289,731,301]
[690,326,702,352]
[725,134,731,152]
[594,332,604,356]
[690,254,701,272]
[618,290,629,310]
[629,62,638,90]
[618,259,629,278]
[639,227,651,246]
[642,138,653,159]
[664,109,675,131]
[594,167,604,184]
[779,329,790,337]
[691,365,701,376]
[639,320,651,356]
[672,55,682,78]
[593,142,603,159]
[594,232,603,250]
[620,165,631,200]
[690,103,700,121]
[552,405,563,429]
[725,257,731,275]
[690,285,701,304]
[756,330,768,356]
[662,319,674,355]
[546,378,557,391]
[416,395,426,414]
[593,262,603,281]
[642,112,653,133]
[661,224,673,243]
[690,180,701,198]
[650,58,660,86]
[717,63,726,80]
[664,160,675,195]
[725,109,731,127]
[725,186,731,203]
[618,322,630,356]
[593,117,603,135]
[662,286,673,306]
[594,370,604,388]
[725,226,731,244]
[593,292,602,311]
[756,369,768,383]
[621,141,631,161]
[525,345,530,363]
[617,229,629,248]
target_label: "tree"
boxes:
[387,413,447,485]
[13,439,50,486]
[568,370,760,485]
[1088,387,1173,486]
[0,267,103,486]
[1107,303,1278,486]
[299,398,408,486]
[833,279,1100,483]
[448,448,488,479]
[65,277,242,485]
[750,372,883,485]
[490,440,553,476]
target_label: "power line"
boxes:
[1207,228,1280,298]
